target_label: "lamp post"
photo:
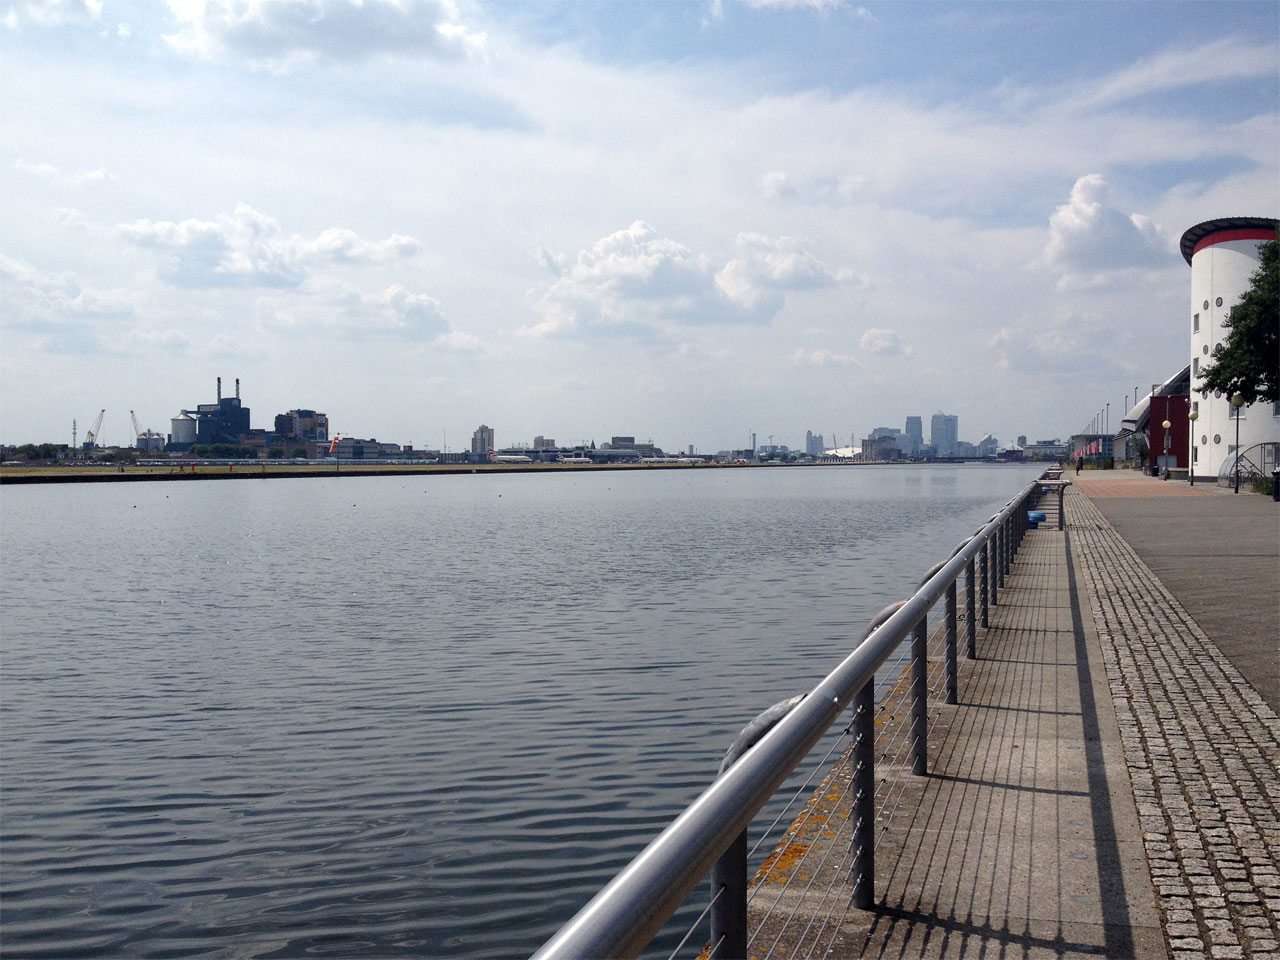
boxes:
[1231,392,1245,493]
[1188,409,1198,486]
[1161,419,1171,480]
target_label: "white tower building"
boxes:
[1180,217,1278,482]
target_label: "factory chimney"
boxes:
[235,378,240,400]
[217,376,222,402]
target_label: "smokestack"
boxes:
[217,376,222,402]
[235,378,240,400]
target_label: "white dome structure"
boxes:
[1180,217,1278,482]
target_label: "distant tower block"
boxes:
[1180,217,1278,481]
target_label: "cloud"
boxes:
[1042,174,1167,286]
[1067,38,1279,112]
[988,313,1127,378]
[859,327,909,356]
[2,0,100,28]
[162,0,487,65]
[117,203,420,288]
[262,277,468,344]
[14,158,114,186]
[0,253,138,353]
[790,347,859,368]
[760,170,868,206]
[525,223,839,338]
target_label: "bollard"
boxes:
[1273,469,1279,502]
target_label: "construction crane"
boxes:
[131,410,142,441]
[83,409,105,449]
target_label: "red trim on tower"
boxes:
[1191,228,1275,258]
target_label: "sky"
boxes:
[2,0,1277,454]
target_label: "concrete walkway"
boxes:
[744,478,1280,959]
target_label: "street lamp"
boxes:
[1188,409,1198,486]
[1161,419,1171,481]
[1231,392,1245,493]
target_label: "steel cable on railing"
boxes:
[742,726,853,868]
[749,745,863,958]
[665,883,724,960]
[740,730,856,938]
[761,779,867,960]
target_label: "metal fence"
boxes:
[531,473,1054,959]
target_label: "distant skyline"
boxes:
[3,1,1277,452]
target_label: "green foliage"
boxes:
[1251,477,1273,495]
[1197,231,1279,404]
[15,443,60,460]
[267,447,285,459]
[291,447,307,459]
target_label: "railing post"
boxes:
[850,686,875,909]
[1058,483,1066,530]
[910,614,928,775]
[979,545,989,628]
[989,536,998,607]
[965,558,976,658]
[993,519,1003,593]
[708,833,747,959]
[944,581,958,704]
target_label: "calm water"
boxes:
[1,463,1040,958]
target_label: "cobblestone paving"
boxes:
[1067,488,1280,960]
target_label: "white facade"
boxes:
[1182,219,1278,480]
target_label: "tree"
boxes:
[1196,231,1279,405]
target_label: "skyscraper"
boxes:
[471,424,495,456]
[930,413,958,457]
[904,416,923,456]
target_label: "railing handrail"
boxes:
[531,476,1045,959]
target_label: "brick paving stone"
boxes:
[1068,489,1280,960]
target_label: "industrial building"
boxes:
[168,377,250,450]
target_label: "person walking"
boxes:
[1076,456,1083,475]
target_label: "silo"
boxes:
[170,413,197,446]
[1180,217,1278,481]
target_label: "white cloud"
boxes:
[1067,38,1279,112]
[262,277,464,343]
[760,170,868,205]
[524,221,779,338]
[859,327,909,356]
[2,0,100,28]
[162,0,487,65]
[0,253,139,353]
[987,313,1128,378]
[1042,174,1167,286]
[14,158,113,185]
[117,203,420,288]
[525,224,840,339]
[790,347,859,368]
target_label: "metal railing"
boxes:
[531,474,1050,960]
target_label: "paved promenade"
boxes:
[745,475,1279,959]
